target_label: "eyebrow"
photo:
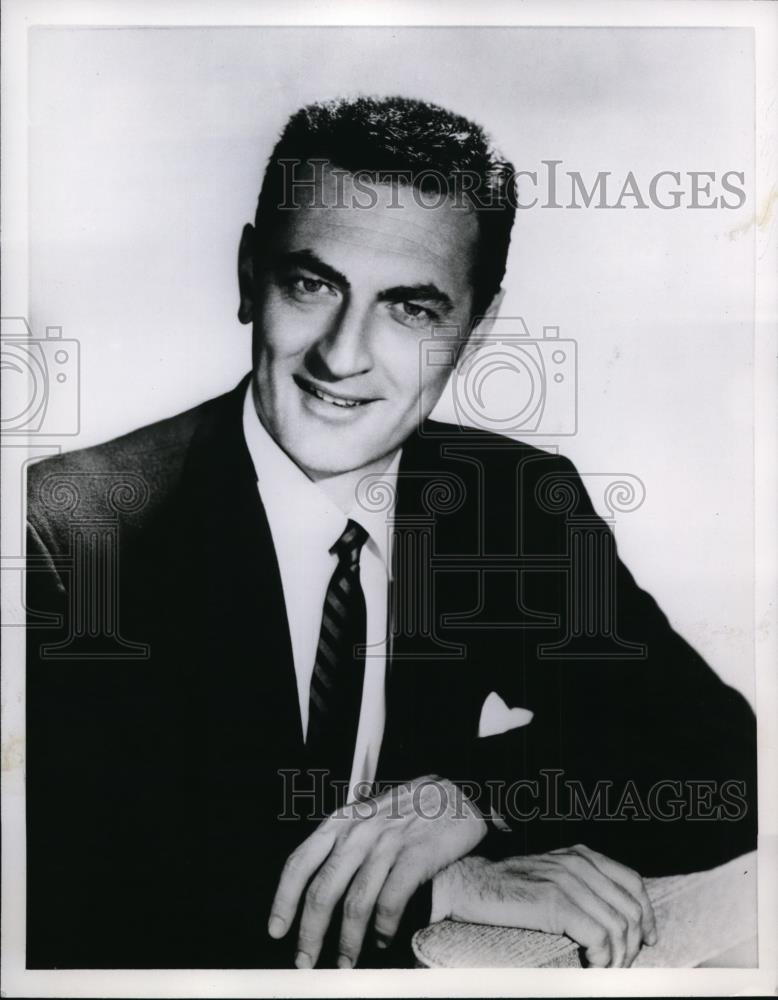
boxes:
[274,249,455,315]
[273,249,350,289]
[377,284,454,315]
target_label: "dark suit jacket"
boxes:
[26,377,756,968]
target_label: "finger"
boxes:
[268,826,337,940]
[337,845,396,968]
[296,828,376,968]
[542,884,612,968]
[446,872,612,967]
[551,851,644,965]
[568,844,657,947]
[548,868,630,967]
[372,855,425,948]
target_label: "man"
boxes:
[26,96,756,971]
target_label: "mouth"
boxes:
[293,374,376,409]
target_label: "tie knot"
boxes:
[331,519,369,569]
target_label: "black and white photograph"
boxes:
[1,1,776,996]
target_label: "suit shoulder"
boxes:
[26,390,230,546]
[31,400,208,478]
[415,419,577,471]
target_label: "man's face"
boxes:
[239,165,480,478]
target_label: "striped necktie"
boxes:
[307,518,369,815]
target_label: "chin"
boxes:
[302,452,370,479]
[282,438,363,478]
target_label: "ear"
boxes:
[459,287,505,362]
[237,223,256,325]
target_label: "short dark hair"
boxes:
[254,96,517,320]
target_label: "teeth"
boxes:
[303,381,365,408]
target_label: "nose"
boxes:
[309,300,373,380]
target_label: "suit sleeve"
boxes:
[470,455,757,877]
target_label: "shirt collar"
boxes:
[241,383,400,572]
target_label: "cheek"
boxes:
[256,293,326,360]
[377,335,452,410]
[418,363,452,409]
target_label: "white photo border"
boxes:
[2,1,776,997]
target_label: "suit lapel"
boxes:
[376,425,481,785]
[173,392,475,799]
[175,379,304,793]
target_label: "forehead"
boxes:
[270,165,480,291]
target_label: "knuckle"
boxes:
[339,936,359,959]
[344,817,371,843]
[616,862,641,887]
[297,930,320,955]
[375,830,401,857]
[623,872,642,895]
[559,853,586,876]
[626,900,642,924]
[305,892,325,914]
[343,894,367,921]
[374,899,398,924]
[377,824,400,845]
[316,813,337,832]
[283,849,303,876]
[551,871,574,896]
[306,883,331,912]
[613,914,629,936]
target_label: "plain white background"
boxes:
[26,25,755,699]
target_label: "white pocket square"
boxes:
[478,691,534,738]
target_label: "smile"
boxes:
[294,375,373,409]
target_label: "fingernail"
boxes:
[647,928,658,946]
[268,915,286,938]
[337,954,353,969]
[295,951,312,969]
[375,936,389,950]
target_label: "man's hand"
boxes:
[436,844,657,968]
[268,775,486,968]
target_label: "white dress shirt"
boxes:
[242,386,400,800]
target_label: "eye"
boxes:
[390,301,438,329]
[297,277,331,295]
[282,274,339,301]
